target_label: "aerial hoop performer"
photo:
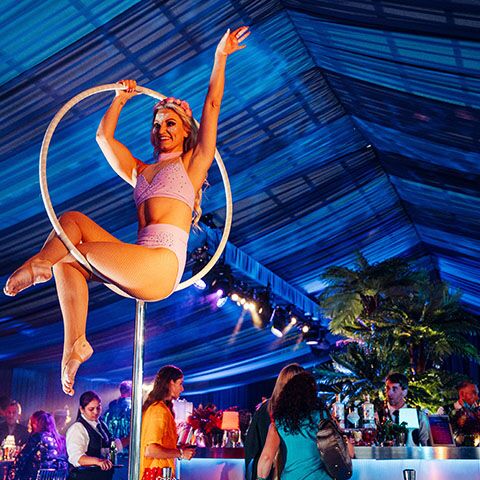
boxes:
[4,26,250,396]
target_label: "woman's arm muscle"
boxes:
[189,27,249,190]
[144,443,180,459]
[256,423,280,478]
[96,84,143,185]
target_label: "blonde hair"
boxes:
[268,363,305,417]
[151,101,205,228]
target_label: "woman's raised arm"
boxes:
[188,26,250,189]
[96,79,143,186]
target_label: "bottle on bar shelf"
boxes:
[362,394,375,429]
[160,466,173,479]
[332,393,345,429]
[109,439,117,465]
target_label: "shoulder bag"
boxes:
[316,414,353,480]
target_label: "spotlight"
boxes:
[307,327,330,356]
[193,279,207,290]
[270,306,288,338]
[303,324,330,348]
[255,287,273,328]
[290,316,298,325]
[191,245,211,290]
[231,293,239,302]
[210,264,233,298]
[302,325,310,334]
[303,326,318,345]
[216,297,228,308]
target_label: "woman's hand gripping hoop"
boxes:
[39,83,232,299]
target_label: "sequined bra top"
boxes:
[133,153,195,210]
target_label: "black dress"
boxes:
[244,401,275,480]
[12,432,68,480]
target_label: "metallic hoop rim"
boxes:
[39,83,232,298]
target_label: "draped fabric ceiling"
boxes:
[0,0,479,405]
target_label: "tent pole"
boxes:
[128,299,146,480]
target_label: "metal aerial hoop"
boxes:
[39,84,233,480]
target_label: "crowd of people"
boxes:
[1,368,479,480]
[244,371,480,480]
[0,366,195,480]
[0,386,129,480]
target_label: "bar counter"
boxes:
[179,446,480,480]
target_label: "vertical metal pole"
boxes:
[176,458,181,479]
[128,300,146,480]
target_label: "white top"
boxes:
[388,403,430,446]
[66,415,99,467]
[66,415,122,467]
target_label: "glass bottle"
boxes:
[332,394,345,429]
[109,440,117,464]
[362,394,375,428]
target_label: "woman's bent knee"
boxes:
[59,211,86,224]
[53,261,90,280]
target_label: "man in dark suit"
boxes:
[0,400,29,447]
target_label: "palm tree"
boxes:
[315,340,465,411]
[315,340,404,401]
[384,275,480,375]
[316,253,480,408]
[318,252,417,338]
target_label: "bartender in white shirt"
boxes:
[384,373,430,446]
[66,391,122,480]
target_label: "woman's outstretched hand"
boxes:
[216,26,250,57]
[115,79,138,102]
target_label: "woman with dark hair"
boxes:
[3,26,250,397]
[66,391,120,480]
[257,372,331,480]
[12,410,68,480]
[140,365,194,480]
[245,363,305,480]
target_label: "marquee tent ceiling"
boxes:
[0,0,479,397]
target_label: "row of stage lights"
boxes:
[191,246,329,348]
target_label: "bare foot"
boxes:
[61,336,94,396]
[3,260,53,296]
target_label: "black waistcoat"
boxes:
[69,418,114,480]
[77,417,112,458]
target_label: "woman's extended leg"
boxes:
[4,210,182,394]
[3,211,121,296]
[3,211,123,395]
[54,261,93,396]
[55,241,179,394]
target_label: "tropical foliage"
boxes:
[315,253,479,409]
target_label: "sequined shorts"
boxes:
[136,223,189,291]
